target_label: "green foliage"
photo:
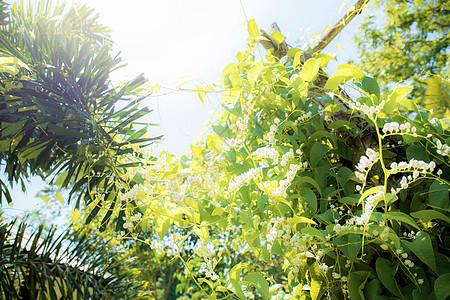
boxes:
[1,1,449,299]
[102,20,450,299]
[354,0,450,116]
[0,0,159,227]
[0,217,145,299]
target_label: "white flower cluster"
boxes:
[271,164,301,197]
[318,263,330,272]
[221,137,242,151]
[349,100,385,117]
[354,191,384,225]
[389,159,436,194]
[252,147,279,160]
[195,240,220,281]
[228,167,261,193]
[382,121,417,135]
[292,111,312,126]
[179,168,203,186]
[270,285,291,300]
[267,124,277,145]
[119,184,148,201]
[265,217,288,246]
[229,114,249,134]
[355,148,378,182]
[280,149,295,167]
[123,212,142,230]
[156,152,171,172]
[435,138,450,156]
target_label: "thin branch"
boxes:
[312,0,371,53]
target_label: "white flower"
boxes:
[302,284,311,291]
[380,244,389,250]
[383,122,399,134]
[319,263,329,272]
[332,272,341,279]
[253,147,279,159]
[366,148,377,161]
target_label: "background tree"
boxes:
[354,0,449,116]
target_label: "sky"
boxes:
[71,0,369,154]
[3,0,373,219]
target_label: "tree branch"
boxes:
[312,0,371,53]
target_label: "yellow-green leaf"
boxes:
[270,30,285,45]
[54,191,64,205]
[300,58,321,82]
[244,272,270,300]
[248,19,260,38]
[193,222,209,243]
[324,65,365,90]
[39,196,51,203]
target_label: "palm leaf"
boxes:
[0,218,145,299]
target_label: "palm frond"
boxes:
[0,0,161,227]
[0,218,145,299]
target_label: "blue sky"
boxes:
[3,0,373,219]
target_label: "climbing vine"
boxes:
[74,20,450,299]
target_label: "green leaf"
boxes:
[244,272,270,300]
[300,188,318,216]
[382,211,420,230]
[324,64,365,90]
[230,263,248,281]
[434,273,450,300]
[248,63,263,87]
[428,181,449,210]
[212,124,229,138]
[53,172,69,188]
[375,257,403,298]
[258,195,269,211]
[198,278,217,299]
[54,191,64,205]
[288,215,317,227]
[310,142,329,168]
[314,53,335,67]
[389,86,413,104]
[348,271,371,300]
[270,30,285,45]
[358,186,383,206]
[193,224,209,243]
[39,195,51,203]
[310,262,325,300]
[292,176,322,195]
[156,217,173,239]
[406,145,430,162]
[364,279,383,299]
[328,120,352,130]
[247,19,260,38]
[403,231,436,272]
[300,58,320,82]
[229,279,245,300]
[411,210,450,224]
[301,227,324,241]
[347,233,362,262]
[360,76,380,100]
[294,51,302,70]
